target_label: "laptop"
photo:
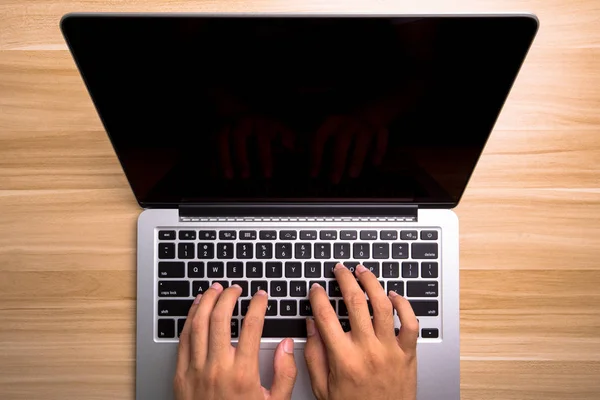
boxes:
[61,13,538,400]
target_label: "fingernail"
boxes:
[256,290,267,297]
[389,290,399,297]
[356,264,368,274]
[310,282,322,291]
[334,263,344,271]
[193,294,202,305]
[211,282,223,291]
[283,338,294,354]
[306,318,315,337]
[232,284,242,290]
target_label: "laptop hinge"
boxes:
[178,204,418,223]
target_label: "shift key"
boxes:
[409,300,438,316]
[158,300,193,316]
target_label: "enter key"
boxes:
[407,281,439,297]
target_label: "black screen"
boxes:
[61,15,537,208]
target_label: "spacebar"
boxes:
[247,318,307,338]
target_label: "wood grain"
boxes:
[1,1,600,399]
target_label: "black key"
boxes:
[198,243,214,259]
[421,262,439,278]
[407,281,439,297]
[219,230,237,240]
[178,242,195,259]
[379,280,385,289]
[412,243,438,259]
[240,230,257,240]
[329,281,342,297]
[320,230,337,240]
[179,230,196,240]
[309,281,326,291]
[281,300,297,316]
[285,262,302,278]
[387,281,404,296]
[158,319,175,338]
[192,281,210,295]
[259,230,277,240]
[276,243,292,259]
[246,262,263,278]
[330,300,337,312]
[360,230,377,240]
[400,230,418,240]
[279,230,297,240]
[227,262,243,278]
[236,243,253,259]
[366,300,374,316]
[241,300,251,316]
[233,301,239,316]
[199,230,217,240]
[380,230,397,240]
[392,243,409,259]
[158,281,189,297]
[402,262,419,278]
[334,243,350,259]
[340,230,357,240]
[422,328,439,338]
[409,300,439,316]
[339,319,351,332]
[394,328,400,336]
[372,243,389,259]
[158,300,193,317]
[324,262,337,278]
[159,230,176,240]
[266,300,278,316]
[338,300,348,316]
[305,262,321,278]
[217,243,234,259]
[158,243,175,259]
[290,281,307,297]
[270,281,287,297]
[159,262,184,278]
[266,262,283,278]
[314,243,331,259]
[256,243,273,259]
[300,230,317,240]
[207,262,225,278]
[231,319,239,338]
[251,281,268,295]
[231,281,249,297]
[364,262,380,277]
[343,261,359,274]
[420,230,438,240]
[188,262,204,278]
[382,262,400,278]
[177,318,186,337]
[212,280,229,289]
[258,318,307,338]
[295,243,312,259]
[353,243,370,259]
[300,300,313,316]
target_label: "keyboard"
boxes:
[156,227,441,341]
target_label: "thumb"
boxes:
[304,318,329,400]
[270,338,297,400]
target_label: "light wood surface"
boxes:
[1,1,599,399]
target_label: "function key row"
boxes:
[159,229,439,241]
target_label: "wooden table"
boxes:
[1,1,599,399]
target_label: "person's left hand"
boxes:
[174,283,298,400]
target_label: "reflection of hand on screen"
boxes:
[217,115,295,179]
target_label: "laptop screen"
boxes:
[61,15,537,208]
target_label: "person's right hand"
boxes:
[304,263,418,400]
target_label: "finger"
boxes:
[270,338,298,400]
[236,290,268,368]
[311,117,340,177]
[277,122,296,150]
[304,318,329,400]
[330,123,355,184]
[372,127,388,165]
[207,284,243,361]
[349,130,372,178]
[355,265,395,341]
[334,263,374,340]
[234,118,253,178]
[190,282,224,368]
[218,126,233,179]
[176,293,202,374]
[257,121,274,178]
[309,282,349,352]
[389,291,419,350]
